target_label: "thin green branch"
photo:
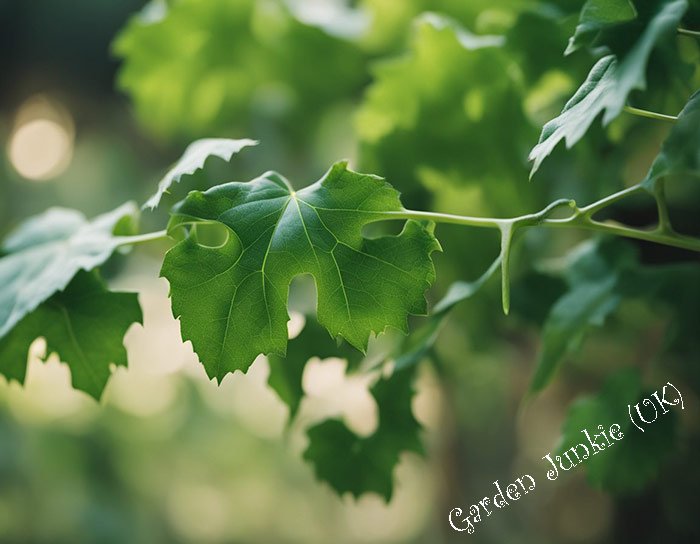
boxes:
[623,105,678,122]
[116,229,169,246]
[383,209,501,228]
[396,184,700,252]
[544,218,700,251]
[678,28,700,38]
[653,179,674,234]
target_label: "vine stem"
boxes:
[623,105,678,123]
[388,183,700,252]
[388,182,699,312]
[678,28,700,38]
[116,229,169,246]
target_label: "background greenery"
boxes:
[0,0,699,542]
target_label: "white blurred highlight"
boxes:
[7,95,74,181]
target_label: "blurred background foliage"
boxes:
[1,0,700,542]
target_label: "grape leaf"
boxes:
[558,368,676,494]
[355,13,534,213]
[268,317,362,422]
[529,0,688,177]
[0,203,139,340]
[144,138,257,210]
[565,0,637,55]
[161,161,440,382]
[529,240,636,393]
[303,363,422,501]
[114,0,365,140]
[394,255,501,371]
[0,271,142,400]
[642,89,700,190]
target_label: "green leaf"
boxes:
[0,203,139,341]
[0,270,142,399]
[114,0,365,140]
[566,0,638,55]
[642,89,700,190]
[268,317,362,422]
[558,368,676,494]
[394,255,501,371]
[529,0,688,177]
[529,240,636,393]
[355,13,534,213]
[303,363,422,501]
[161,161,440,382]
[144,138,257,210]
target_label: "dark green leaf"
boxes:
[394,254,501,371]
[303,363,422,501]
[558,368,676,494]
[268,317,362,422]
[530,0,688,177]
[0,271,142,399]
[642,89,700,191]
[566,0,638,55]
[529,239,636,393]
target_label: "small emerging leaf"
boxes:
[144,138,257,209]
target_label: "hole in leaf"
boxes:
[288,273,318,316]
[193,222,230,249]
[361,219,404,239]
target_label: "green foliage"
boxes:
[530,240,631,393]
[0,271,142,399]
[530,0,689,176]
[566,0,637,55]
[0,205,144,398]
[558,368,676,494]
[161,161,440,382]
[268,317,362,422]
[145,138,257,209]
[531,238,700,392]
[3,0,700,509]
[355,13,534,212]
[113,0,365,140]
[303,363,422,501]
[0,203,138,340]
[642,88,700,189]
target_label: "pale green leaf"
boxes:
[0,203,139,340]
